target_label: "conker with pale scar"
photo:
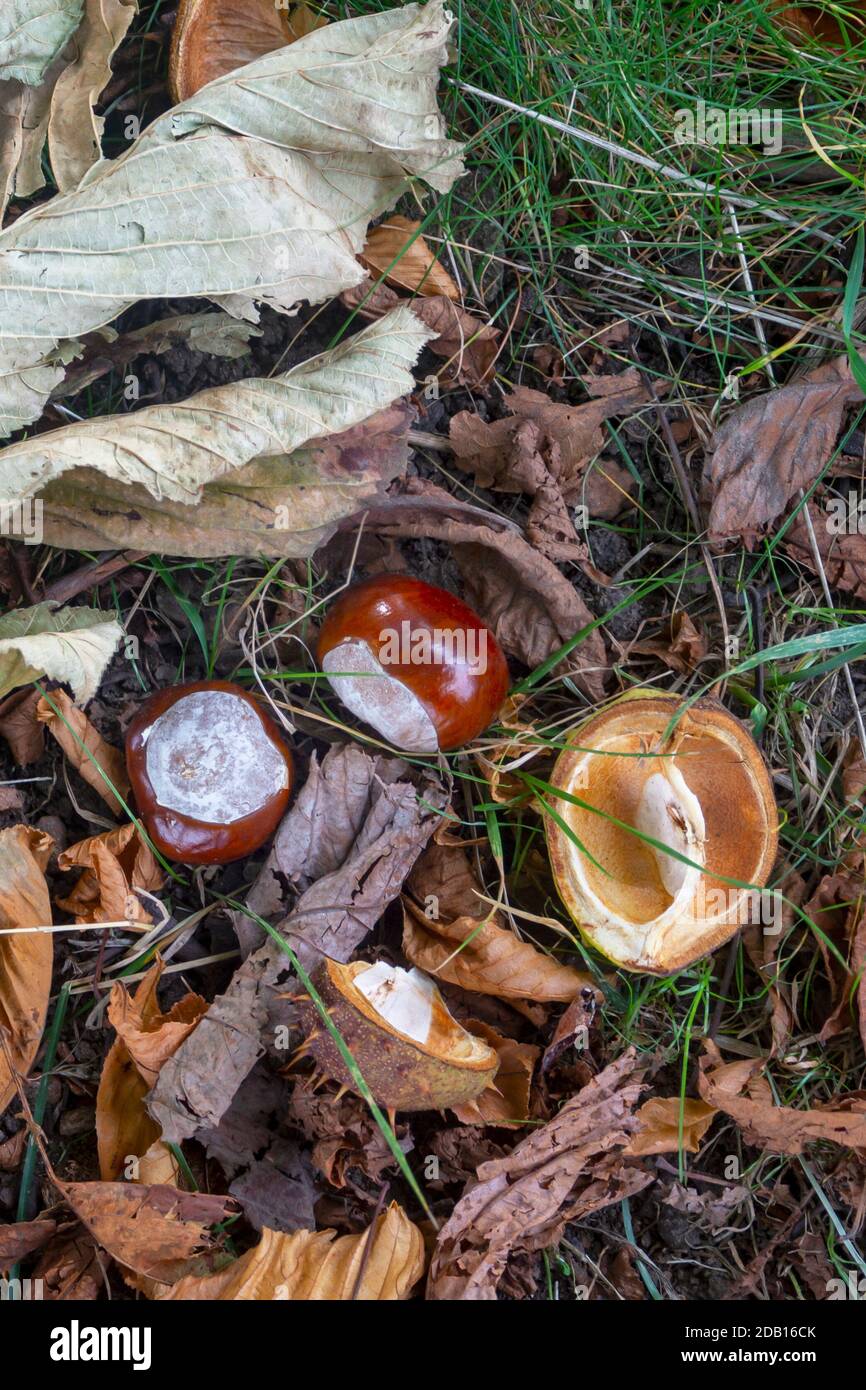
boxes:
[125,680,293,864]
[317,575,509,753]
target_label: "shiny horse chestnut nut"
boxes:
[126,680,293,864]
[317,575,509,753]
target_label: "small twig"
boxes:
[350,1182,391,1301]
[451,80,843,247]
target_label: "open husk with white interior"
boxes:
[544,690,779,974]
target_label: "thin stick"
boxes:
[451,80,842,247]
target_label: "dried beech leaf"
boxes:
[404,842,592,1004]
[107,961,207,1089]
[698,1040,866,1154]
[36,688,129,813]
[0,1,84,85]
[705,356,864,543]
[0,825,53,1115]
[451,1020,539,1127]
[0,1,462,434]
[428,1049,651,1299]
[60,1180,233,1283]
[47,0,137,192]
[632,611,707,675]
[154,1202,425,1300]
[361,215,459,299]
[0,602,122,702]
[625,1097,717,1156]
[57,823,163,925]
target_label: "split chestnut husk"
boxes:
[297,959,498,1112]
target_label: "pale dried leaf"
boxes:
[47,0,137,192]
[154,1202,425,1300]
[0,602,122,703]
[38,399,416,559]
[0,1,462,433]
[0,1,84,84]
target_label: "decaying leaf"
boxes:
[199,1064,317,1232]
[341,277,500,387]
[360,215,460,299]
[57,823,163,925]
[450,1020,539,1127]
[0,1216,57,1270]
[36,688,129,813]
[154,1202,425,1300]
[427,1049,651,1299]
[0,1,462,436]
[450,378,644,557]
[0,602,122,703]
[784,501,866,600]
[0,825,53,1115]
[59,1180,234,1283]
[47,0,138,193]
[698,1040,866,1154]
[705,355,865,543]
[0,687,44,764]
[32,1225,103,1299]
[632,611,708,674]
[625,1096,717,1156]
[0,1,84,85]
[287,1079,410,1192]
[403,842,593,1004]
[4,313,431,559]
[107,960,207,1089]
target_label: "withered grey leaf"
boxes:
[227,1138,317,1235]
[146,973,267,1146]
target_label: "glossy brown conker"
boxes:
[125,680,293,865]
[316,575,509,753]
